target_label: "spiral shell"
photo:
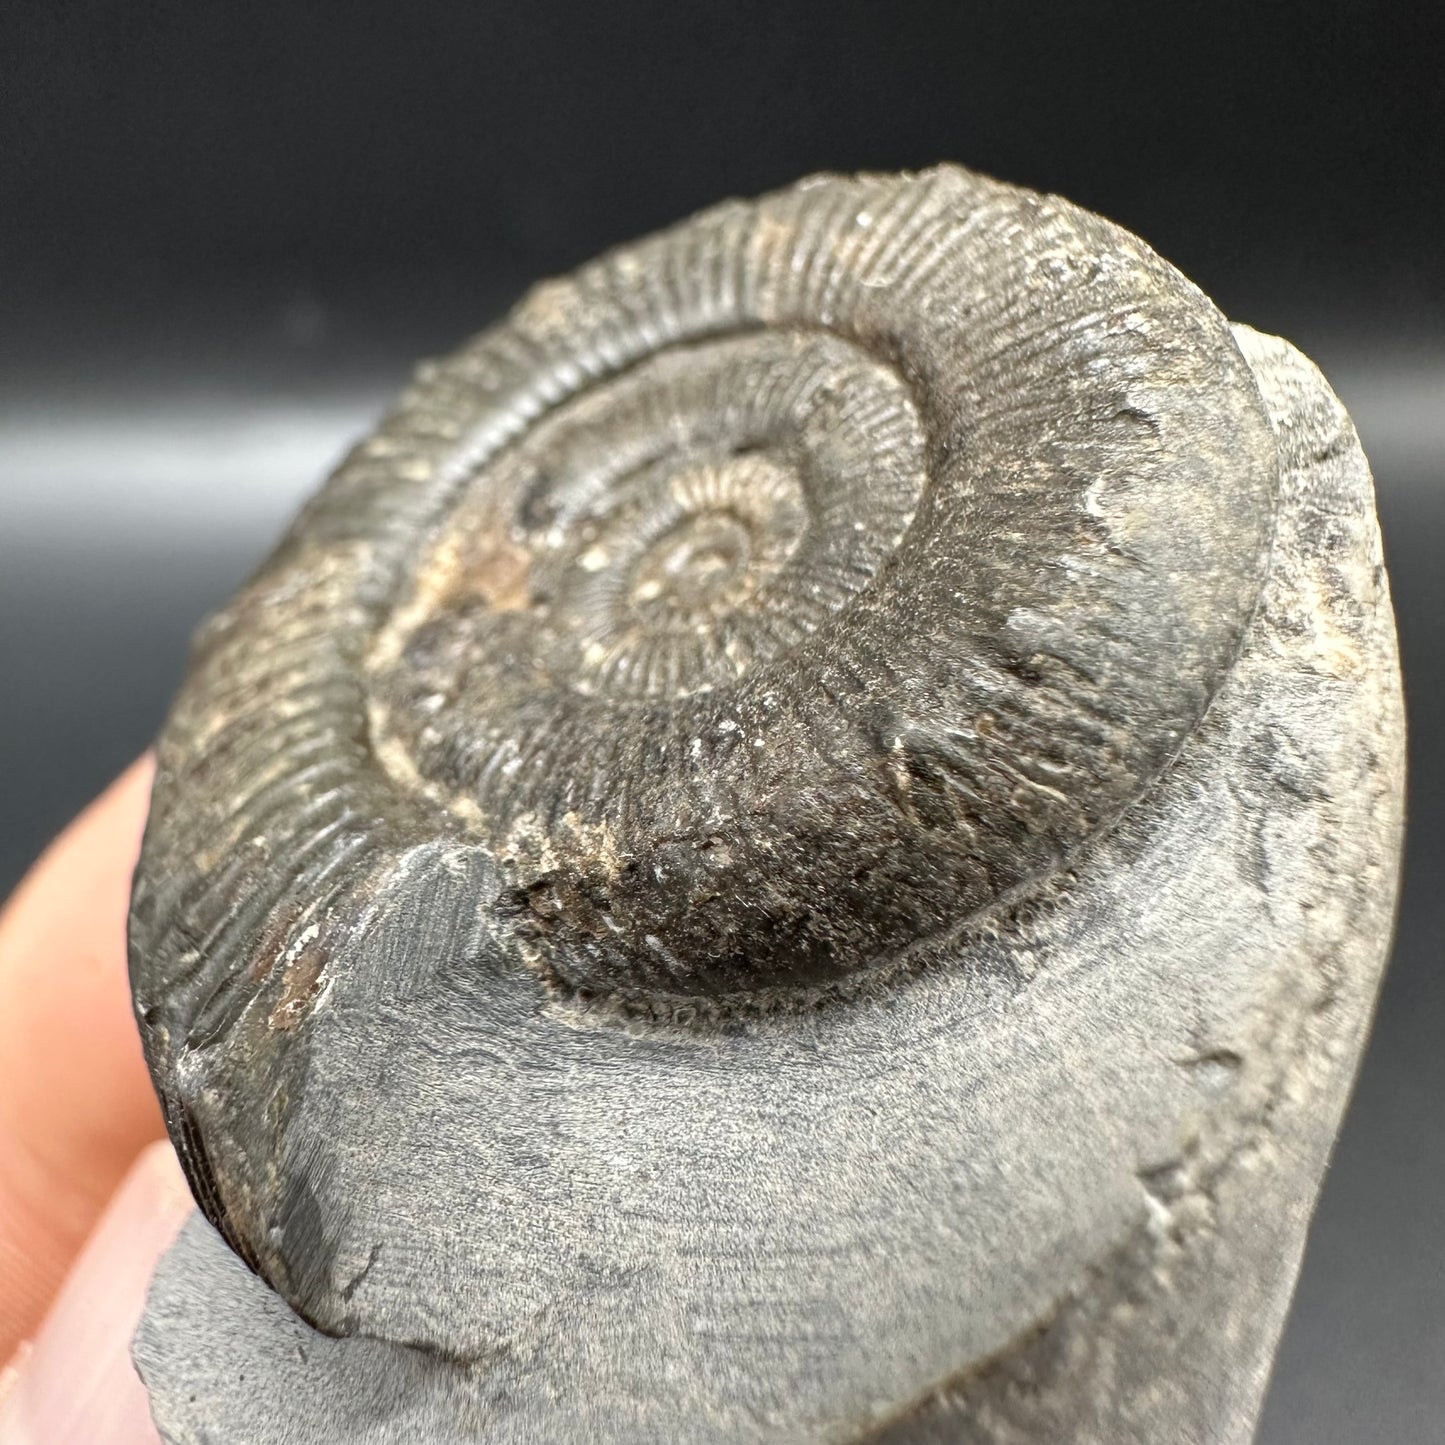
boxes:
[135,165,1273,1017]
[126,166,1406,1445]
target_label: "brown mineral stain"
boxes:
[268,942,327,1031]
[249,903,305,984]
[468,532,534,612]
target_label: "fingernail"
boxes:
[0,1142,192,1445]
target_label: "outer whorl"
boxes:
[129,166,1402,1445]
[133,166,1275,1011]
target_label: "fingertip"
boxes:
[0,1142,192,1445]
[0,756,165,1358]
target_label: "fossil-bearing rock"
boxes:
[128,165,1405,1444]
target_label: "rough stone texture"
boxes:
[129,167,1404,1444]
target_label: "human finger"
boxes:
[0,1140,190,1444]
[0,759,166,1360]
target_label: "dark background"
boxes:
[2,4,1440,1439]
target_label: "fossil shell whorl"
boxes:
[356,165,1279,1002]
[134,166,1275,1018]
[127,165,1288,1362]
[125,168,1411,1445]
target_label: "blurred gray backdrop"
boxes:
[2,3,1441,1439]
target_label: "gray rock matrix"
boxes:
[128,166,1405,1443]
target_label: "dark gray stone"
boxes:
[129,167,1404,1443]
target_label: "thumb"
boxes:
[0,1142,192,1445]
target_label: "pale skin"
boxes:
[0,758,187,1445]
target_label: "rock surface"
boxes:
[129,169,1404,1444]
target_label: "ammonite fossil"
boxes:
[128,165,1404,1445]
